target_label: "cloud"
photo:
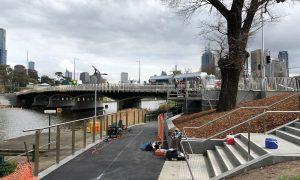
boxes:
[0,0,299,82]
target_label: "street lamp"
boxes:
[137,60,141,84]
[260,7,266,90]
[92,66,107,141]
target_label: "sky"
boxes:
[0,0,299,83]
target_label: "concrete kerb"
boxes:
[38,122,147,179]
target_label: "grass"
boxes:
[278,175,300,180]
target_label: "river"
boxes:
[0,100,165,141]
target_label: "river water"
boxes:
[0,100,165,141]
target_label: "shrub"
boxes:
[0,161,17,177]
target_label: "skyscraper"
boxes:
[278,51,289,77]
[28,61,35,70]
[201,49,217,75]
[65,70,72,80]
[80,72,90,84]
[0,28,7,65]
[120,72,129,83]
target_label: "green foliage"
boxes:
[0,65,13,88]
[278,175,300,180]
[0,161,17,177]
[41,75,55,85]
[13,71,29,87]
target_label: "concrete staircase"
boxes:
[159,119,300,180]
[186,134,268,180]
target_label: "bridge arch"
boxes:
[48,94,74,108]
[71,94,103,111]
[32,95,49,106]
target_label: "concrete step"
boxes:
[207,150,223,177]
[276,130,300,146]
[223,143,247,166]
[187,154,210,180]
[239,134,268,156]
[294,122,300,129]
[215,146,235,171]
[285,126,300,137]
[234,138,260,160]
[158,161,192,180]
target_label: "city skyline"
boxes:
[0,1,300,82]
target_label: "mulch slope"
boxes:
[173,93,300,138]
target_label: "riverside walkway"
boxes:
[43,121,165,180]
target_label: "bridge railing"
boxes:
[38,84,176,93]
[3,109,148,176]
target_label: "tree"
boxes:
[12,69,29,88]
[41,75,55,85]
[166,0,287,111]
[0,65,13,92]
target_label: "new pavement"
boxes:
[43,121,165,180]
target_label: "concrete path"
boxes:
[43,121,165,180]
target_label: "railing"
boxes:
[17,84,177,95]
[182,92,300,141]
[3,109,148,176]
[180,110,300,180]
[180,92,300,180]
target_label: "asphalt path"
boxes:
[43,121,165,180]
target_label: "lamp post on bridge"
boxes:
[137,60,141,84]
[92,66,107,142]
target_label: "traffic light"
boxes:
[258,64,261,70]
[266,55,271,64]
[276,0,285,3]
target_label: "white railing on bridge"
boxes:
[17,77,300,96]
[18,84,177,95]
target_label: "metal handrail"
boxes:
[182,92,300,139]
[182,111,300,180]
[201,111,300,145]
[23,111,127,132]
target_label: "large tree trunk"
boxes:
[217,66,241,111]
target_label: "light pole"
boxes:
[137,60,141,84]
[261,7,266,90]
[92,66,107,141]
[73,58,76,81]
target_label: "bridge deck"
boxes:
[42,121,165,180]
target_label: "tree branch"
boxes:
[207,0,230,19]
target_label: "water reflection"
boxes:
[0,100,165,140]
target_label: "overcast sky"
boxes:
[0,0,299,83]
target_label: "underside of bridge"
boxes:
[17,90,167,111]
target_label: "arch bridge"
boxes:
[17,84,177,110]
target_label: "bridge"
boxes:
[15,77,299,113]
[16,84,178,110]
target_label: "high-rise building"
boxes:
[278,51,289,77]
[80,72,90,84]
[65,70,72,80]
[201,49,217,75]
[14,65,27,74]
[0,28,7,65]
[120,72,129,83]
[28,61,35,70]
[250,49,270,78]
